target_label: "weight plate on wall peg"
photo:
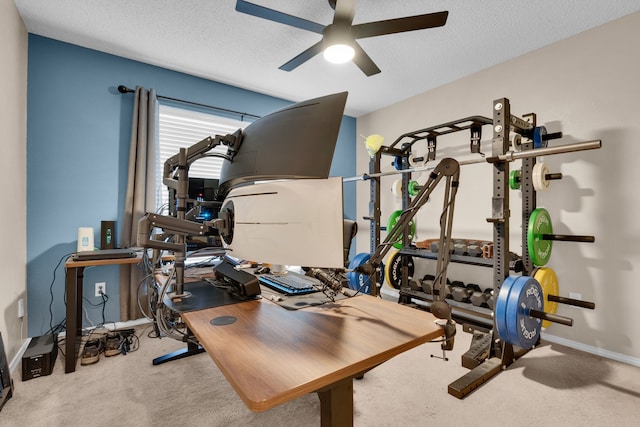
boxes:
[532,163,551,192]
[391,179,403,198]
[495,275,544,349]
[527,208,553,266]
[387,210,416,249]
[533,126,548,149]
[509,170,521,190]
[408,180,421,197]
[384,250,415,289]
[347,253,373,294]
[533,267,559,328]
[495,276,517,344]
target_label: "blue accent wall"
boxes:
[27,35,356,336]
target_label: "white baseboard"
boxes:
[9,338,32,375]
[9,318,152,375]
[540,333,640,368]
[380,287,640,368]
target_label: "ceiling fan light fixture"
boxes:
[323,43,355,64]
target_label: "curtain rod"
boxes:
[117,85,261,120]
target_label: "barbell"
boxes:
[343,139,601,183]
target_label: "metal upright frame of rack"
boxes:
[361,97,601,398]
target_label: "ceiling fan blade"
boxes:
[236,0,325,34]
[352,11,449,39]
[279,41,325,72]
[333,0,357,24]
[352,41,381,76]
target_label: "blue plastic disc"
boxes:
[495,276,517,343]
[533,126,548,149]
[347,252,372,294]
[392,156,404,170]
[496,275,544,349]
[500,276,543,349]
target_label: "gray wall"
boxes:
[356,12,640,364]
[0,0,28,363]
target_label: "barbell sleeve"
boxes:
[547,295,596,310]
[542,234,595,243]
[528,309,574,327]
[545,172,563,180]
[486,139,602,163]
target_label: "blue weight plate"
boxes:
[495,276,518,342]
[533,126,547,149]
[505,276,543,349]
[347,252,372,294]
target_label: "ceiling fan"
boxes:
[235,0,449,76]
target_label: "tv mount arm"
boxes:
[137,131,242,298]
[355,157,460,349]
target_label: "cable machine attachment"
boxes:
[356,157,461,351]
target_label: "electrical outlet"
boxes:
[95,282,106,297]
[18,298,25,318]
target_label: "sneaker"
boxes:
[104,332,122,357]
[81,338,101,365]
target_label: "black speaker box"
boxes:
[22,334,57,381]
[101,220,116,249]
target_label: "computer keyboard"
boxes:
[258,271,320,295]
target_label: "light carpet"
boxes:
[2,321,639,426]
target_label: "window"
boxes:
[157,104,248,212]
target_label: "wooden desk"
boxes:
[182,294,443,426]
[64,255,142,373]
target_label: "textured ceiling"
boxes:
[15,0,640,117]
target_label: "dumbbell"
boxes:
[467,244,483,257]
[421,274,435,294]
[453,241,468,256]
[470,287,492,308]
[450,281,471,302]
[432,277,452,298]
[486,291,497,310]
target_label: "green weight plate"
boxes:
[509,170,521,190]
[408,180,420,197]
[387,210,416,249]
[527,208,553,266]
[504,276,543,349]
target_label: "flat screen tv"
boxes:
[217,91,348,198]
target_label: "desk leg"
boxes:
[317,377,354,427]
[152,340,205,365]
[65,266,79,373]
[152,328,205,365]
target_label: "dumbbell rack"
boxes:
[364,97,599,398]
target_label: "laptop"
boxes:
[71,248,137,261]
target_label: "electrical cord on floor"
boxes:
[48,252,73,332]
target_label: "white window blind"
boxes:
[157,104,248,210]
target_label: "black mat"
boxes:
[163,280,252,313]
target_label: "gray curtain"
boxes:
[120,86,158,321]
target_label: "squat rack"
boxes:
[356,97,600,397]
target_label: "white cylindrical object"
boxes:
[391,179,403,198]
[532,162,551,191]
[77,227,94,252]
